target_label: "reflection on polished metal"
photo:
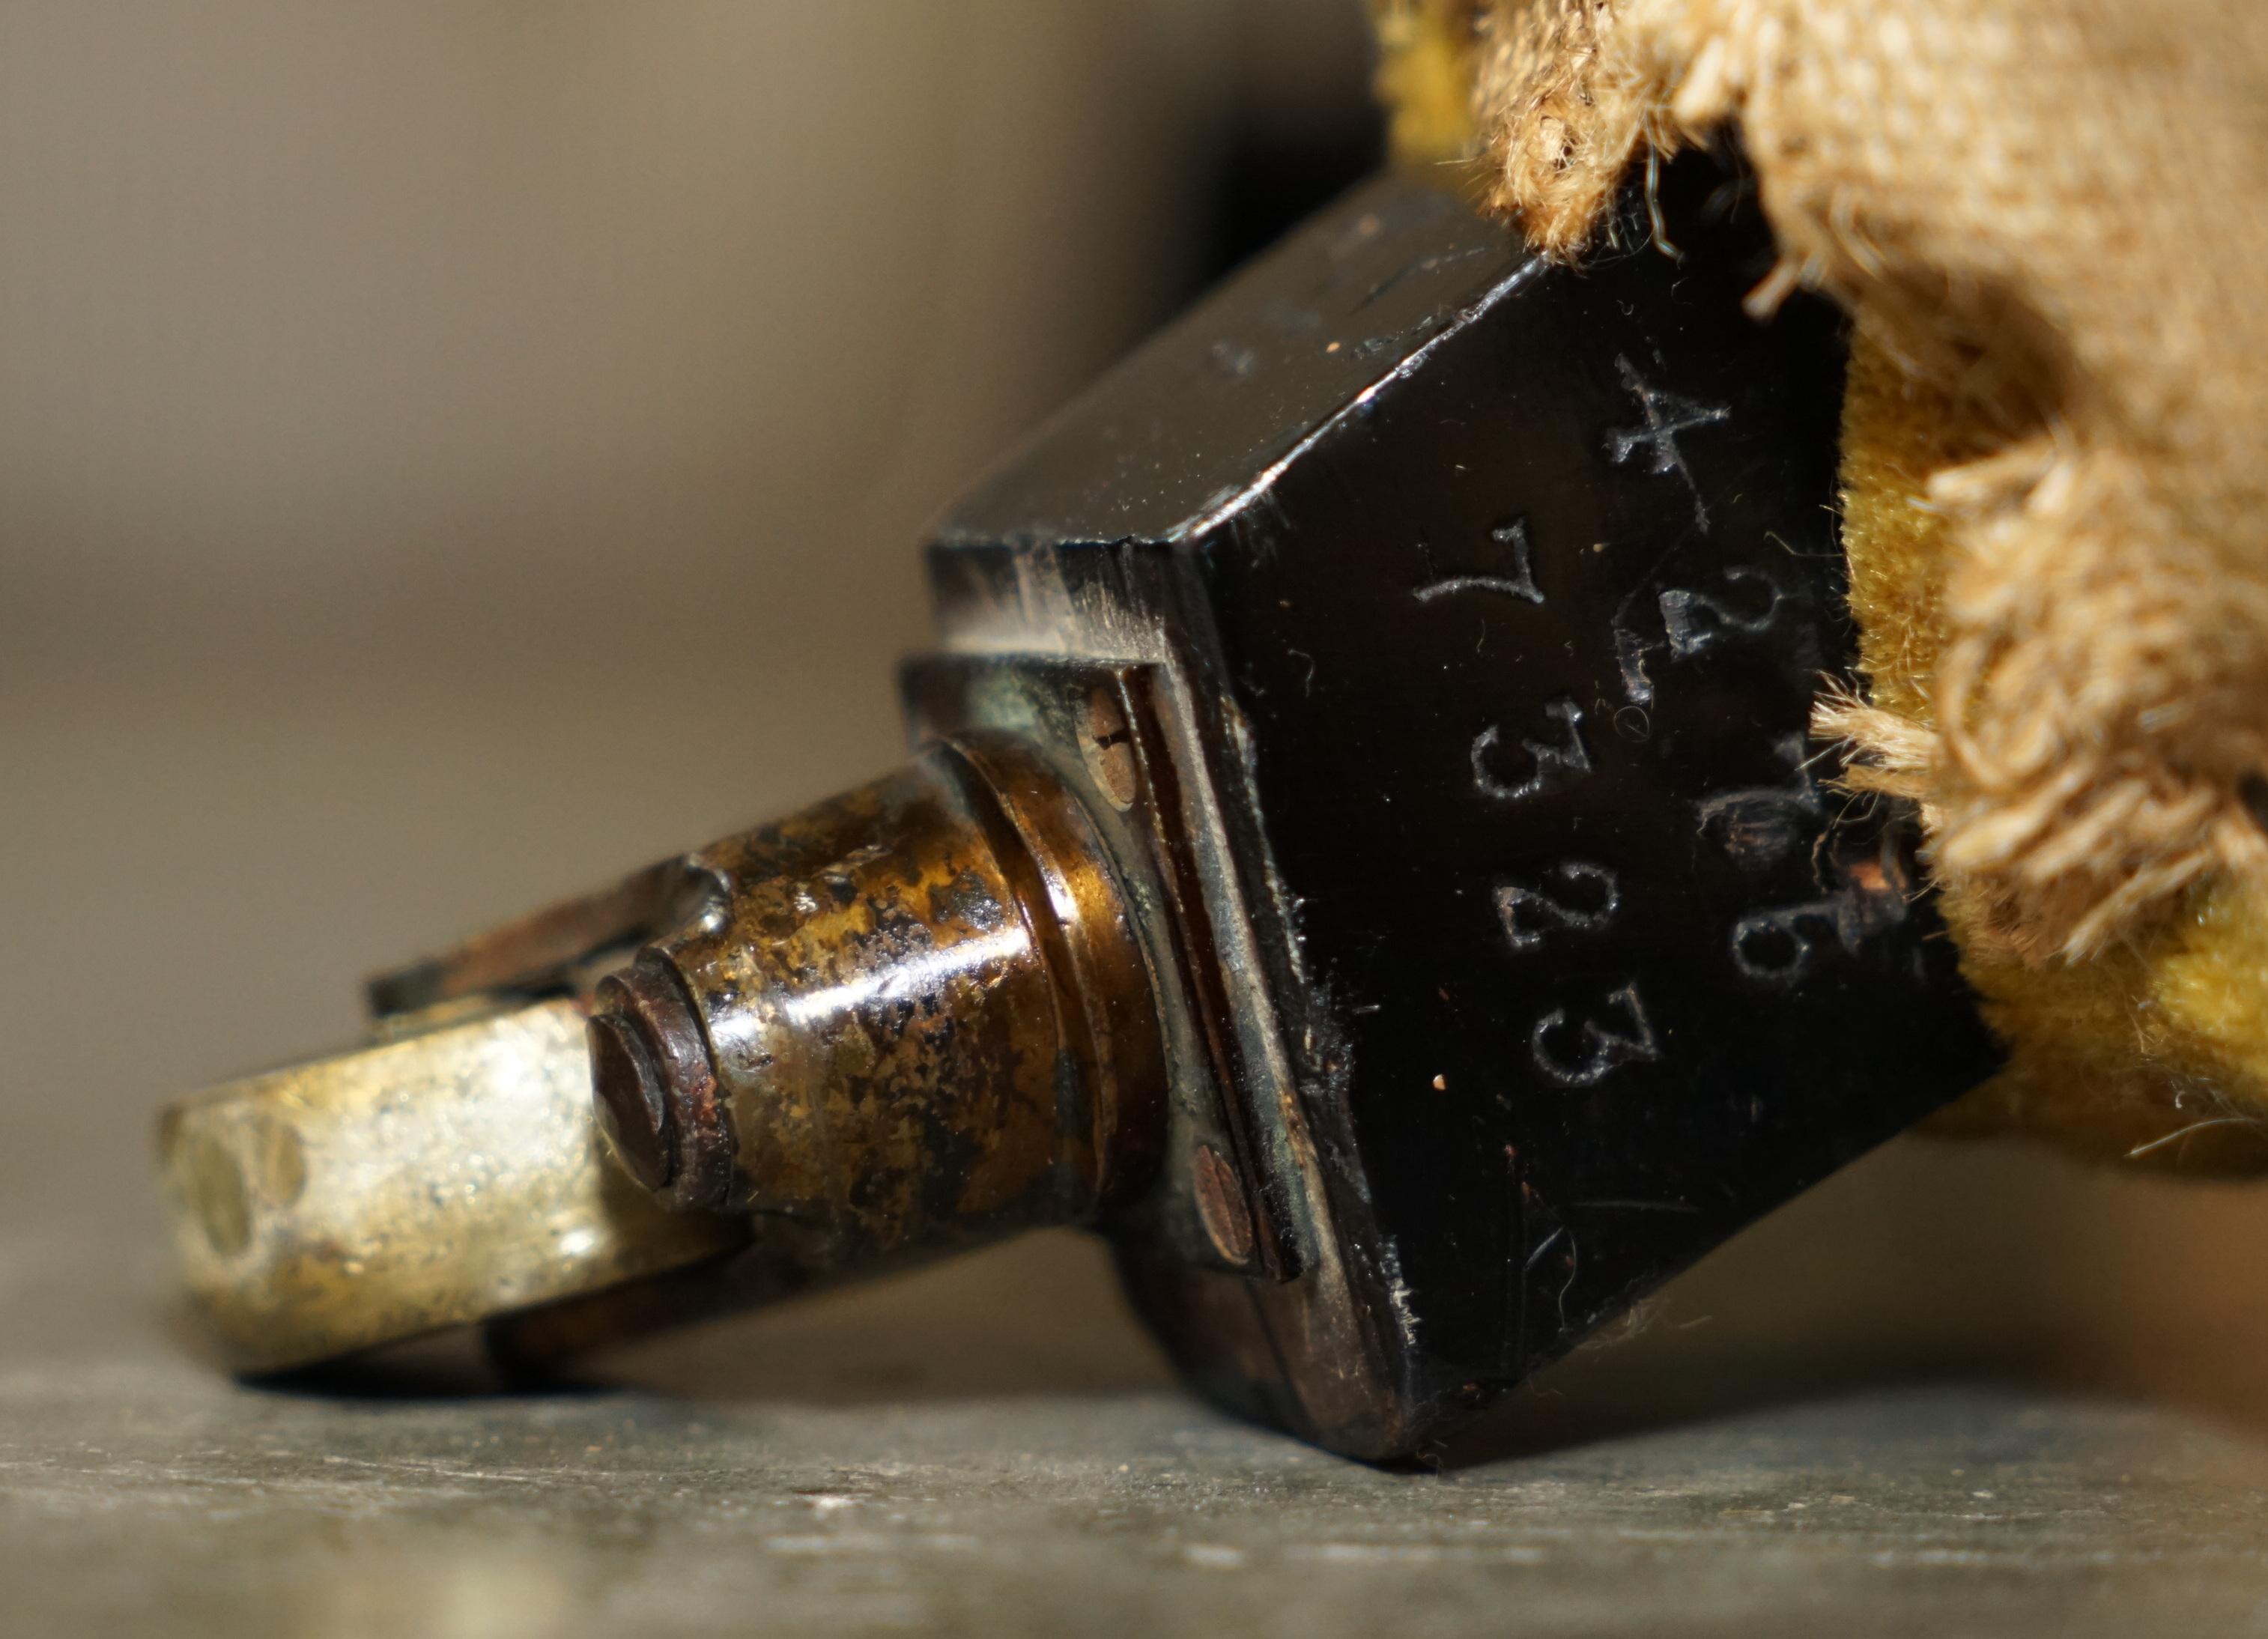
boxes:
[156,156,2005,1458]
[157,999,744,1374]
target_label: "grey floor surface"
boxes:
[10,1220,2268,1639]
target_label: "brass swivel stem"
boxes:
[586,736,1166,1276]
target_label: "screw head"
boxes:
[1192,1143,1256,1266]
[1081,688,1141,811]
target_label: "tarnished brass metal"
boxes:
[157,999,745,1373]
[363,861,683,1019]
[157,736,1164,1374]
[591,736,1167,1267]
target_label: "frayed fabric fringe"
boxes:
[1464,0,2268,968]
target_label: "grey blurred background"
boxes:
[3,0,2264,1437]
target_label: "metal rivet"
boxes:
[1192,1143,1255,1265]
[1082,688,1141,811]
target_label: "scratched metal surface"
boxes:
[10,1207,2268,1639]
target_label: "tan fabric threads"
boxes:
[1467,0,2268,965]
[1837,327,2268,1173]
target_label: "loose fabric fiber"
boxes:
[1371,0,2268,1169]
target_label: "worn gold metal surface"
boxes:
[156,736,1165,1376]
[603,738,1166,1252]
[454,735,1179,1373]
[157,999,745,1373]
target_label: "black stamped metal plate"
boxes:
[1192,163,2000,1409]
[929,155,2003,1447]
